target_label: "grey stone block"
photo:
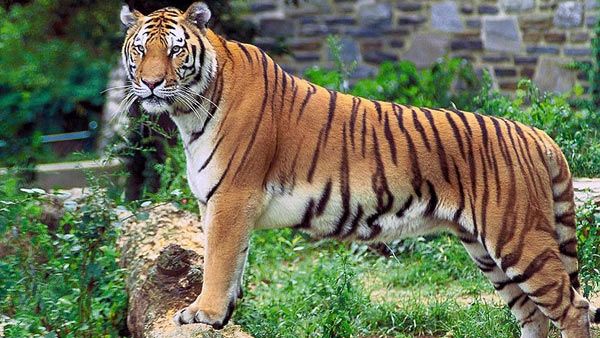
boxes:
[586,0,599,10]
[260,19,295,37]
[363,50,398,63]
[564,48,591,56]
[482,16,522,53]
[300,24,333,36]
[553,1,583,28]
[526,46,560,55]
[250,2,277,13]
[324,15,356,26]
[533,57,577,93]
[293,52,321,63]
[403,33,450,68]
[431,1,464,33]
[358,3,392,28]
[397,3,422,12]
[450,39,483,51]
[478,4,499,14]
[494,68,517,77]
[397,15,427,26]
[500,0,535,12]
[514,55,538,65]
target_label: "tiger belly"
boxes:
[257,183,447,242]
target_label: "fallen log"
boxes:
[117,203,251,338]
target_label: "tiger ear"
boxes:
[185,2,211,30]
[120,5,142,28]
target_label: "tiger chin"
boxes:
[119,2,599,337]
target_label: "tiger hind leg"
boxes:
[460,237,549,338]
[498,231,591,338]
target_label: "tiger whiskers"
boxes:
[112,91,137,124]
[101,84,133,94]
[180,86,221,113]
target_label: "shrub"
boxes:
[0,1,121,168]
[0,175,127,337]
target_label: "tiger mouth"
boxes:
[142,94,174,105]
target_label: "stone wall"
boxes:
[245,0,598,93]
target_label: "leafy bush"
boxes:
[304,36,480,109]
[0,176,127,337]
[0,1,121,168]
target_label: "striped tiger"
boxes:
[119,3,599,337]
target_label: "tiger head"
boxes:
[120,2,217,114]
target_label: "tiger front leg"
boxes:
[174,193,254,329]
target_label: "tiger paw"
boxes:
[173,300,235,329]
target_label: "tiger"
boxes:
[119,2,599,337]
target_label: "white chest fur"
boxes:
[170,109,222,204]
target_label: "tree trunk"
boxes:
[117,204,251,338]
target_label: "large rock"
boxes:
[431,1,464,33]
[482,16,522,53]
[533,57,577,93]
[553,1,583,28]
[357,2,392,28]
[500,0,535,12]
[403,33,450,68]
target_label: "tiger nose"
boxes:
[142,78,164,90]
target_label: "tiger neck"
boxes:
[170,31,227,145]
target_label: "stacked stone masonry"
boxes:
[246,0,598,93]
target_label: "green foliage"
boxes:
[305,56,480,110]
[0,0,121,168]
[0,175,127,337]
[576,200,600,297]
[154,138,197,212]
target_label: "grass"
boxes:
[234,202,600,338]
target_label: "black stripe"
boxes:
[297,84,317,123]
[393,104,405,132]
[508,294,527,309]
[205,150,237,203]
[383,112,398,165]
[444,112,466,161]
[452,161,465,223]
[361,109,367,158]
[341,205,363,239]
[424,180,438,216]
[307,129,324,183]
[295,199,315,229]
[236,42,253,64]
[404,128,422,198]
[396,195,413,218]
[198,135,224,172]
[349,97,360,150]
[235,50,270,175]
[449,108,473,137]
[322,90,337,146]
[372,100,383,121]
[423,109,450,183]
[329,123,351,237]
[412,109,431,151]
[288,76,299,121]
[315,180,332,216]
